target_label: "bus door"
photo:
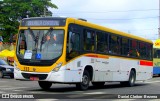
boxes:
[66,29,81,82]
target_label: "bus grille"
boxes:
[21,73,48,80]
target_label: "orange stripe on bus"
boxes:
[140,60,153,66]
[85,54,109,59]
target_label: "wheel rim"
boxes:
[130,73,135,84]
[82,75,89,85]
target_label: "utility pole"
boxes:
[159,0,160,38]
[44,6,46,17]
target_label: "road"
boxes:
[0,76,160,100]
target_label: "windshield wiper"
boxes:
[28,27,36,42]
[28,27,40,52]
[40,28,53,51]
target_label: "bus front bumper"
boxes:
[14,68,82,83]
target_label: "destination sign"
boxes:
[21,18,66,26]
[27,20,59,26]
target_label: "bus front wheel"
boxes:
[38,81,52,90]
[76,70,90,90]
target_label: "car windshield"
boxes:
[16,29,64,60]
[0,59,8,65]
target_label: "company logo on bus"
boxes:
[154,39,160,48]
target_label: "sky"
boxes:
[50,0,159,41]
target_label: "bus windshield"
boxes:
[154,48,160,58]
[16,29,64,60]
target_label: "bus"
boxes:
[14,17,153,90]
[153,47,160,76]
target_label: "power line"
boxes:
[85,16,158,20]
[53,9,158,14]
[54,14,158,20]
[159,0,160,38]
[53,15,158,20]
[124,28,158,31]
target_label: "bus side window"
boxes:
[122,38,129,56]
[67,31,80,60]
[83,30,95,51]
[140,42,146,59]
[129,40,139,57]
[67,32,72,53]
[109,35,120,54]
[97,32,108,53]
[71,33,80,51]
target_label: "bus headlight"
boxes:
[52,62,63,72]
[14,61,20,71]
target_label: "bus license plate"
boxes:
[30,77,39,81]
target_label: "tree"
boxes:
[0,0,58,42]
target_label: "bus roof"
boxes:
[20,17,152,44]
[66,17,153,44]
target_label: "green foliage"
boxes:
[0,0,58,42]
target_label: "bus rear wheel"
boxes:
[76,70,90,90]
[38,81,52,90]
[121,70,136,87]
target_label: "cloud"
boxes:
[51,0,159,40]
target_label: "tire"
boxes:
[76,70,90,90]
[10,75,14,78]
[120,70,136,87]
[92,82,105,87]
[0,71,4,78]
[38,81,52,90]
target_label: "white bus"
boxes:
[14,17,153,90]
